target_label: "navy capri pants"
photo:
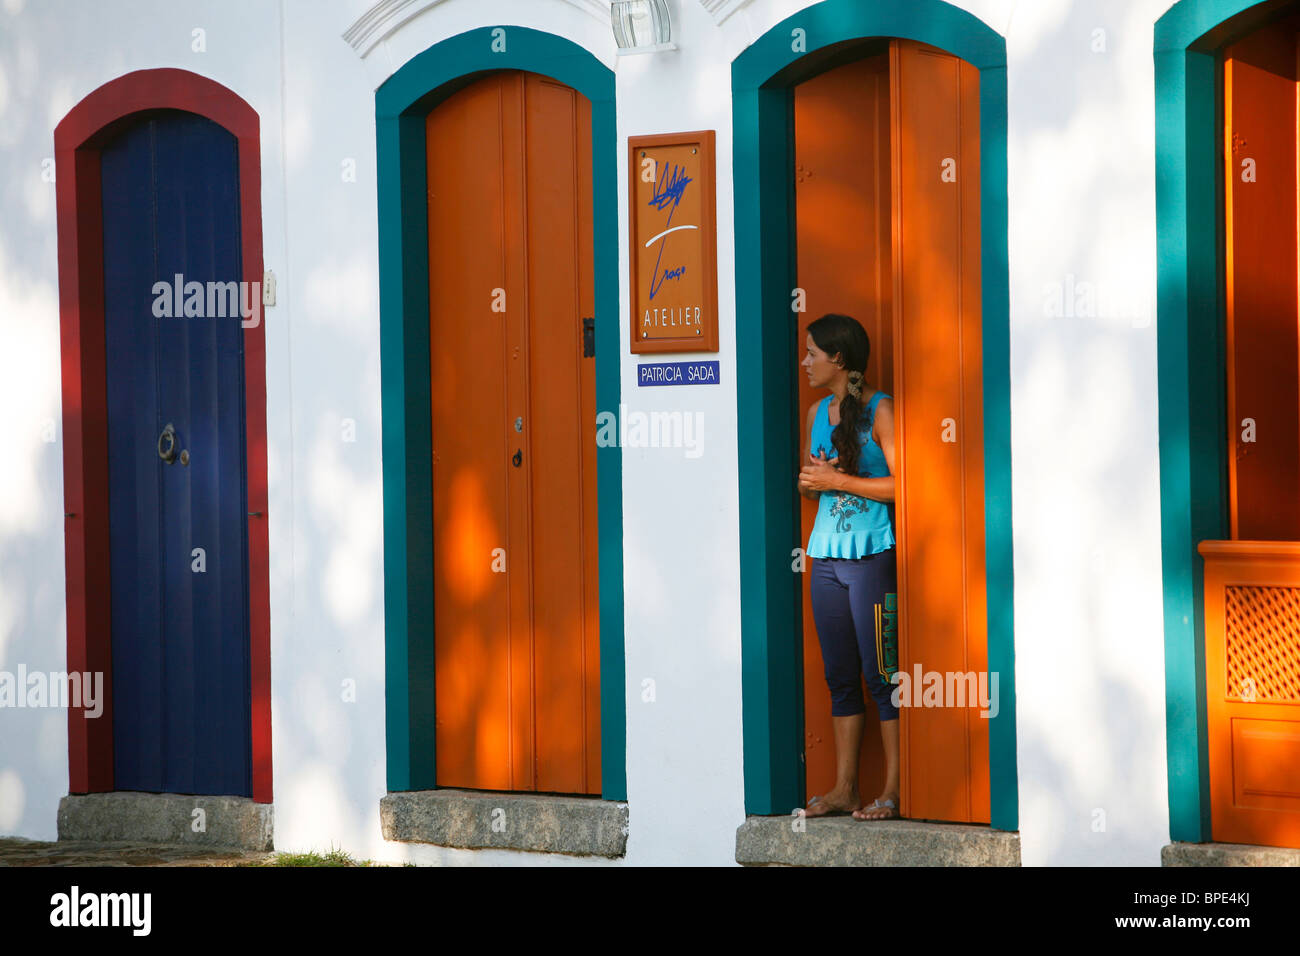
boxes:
[810,549,899,720]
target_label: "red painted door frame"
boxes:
[54,68,272,802]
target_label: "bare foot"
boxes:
[851,794,899,821]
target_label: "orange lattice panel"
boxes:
[1224,586,1300,703]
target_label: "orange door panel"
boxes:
[1201,543,1300,849]
[521,75,600,794]
[428,76,515,791]
[793,51,893,806]
[1223,25,1300,539]
[891,39,989,823]
[427,72,599,794]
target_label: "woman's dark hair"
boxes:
[808,313,872,477]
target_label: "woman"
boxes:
[797,313,900,821]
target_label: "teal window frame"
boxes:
[375,26,626,799]
[731,0,1016,826]
[1154,0,1295,843]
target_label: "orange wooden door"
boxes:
[427,71,599,794]
[1204,19,1300,848]
[1223,22,1300,540]
[890,39,989,823]
[793,51,894,805]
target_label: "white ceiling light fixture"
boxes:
[611,0,676,55]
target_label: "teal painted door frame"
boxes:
[731,0,1016,827]
[375,26,626,799]
[1154,0,1294,845]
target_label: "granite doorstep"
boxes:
[380,789,629,858]
[1162,842,1300,866]
[735,814,1021,866]
[57,793,273,851]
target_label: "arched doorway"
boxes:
[1156,0,1300,849]
[733,0,1014,827]
[376,27,625,799]
[53,69,272,801]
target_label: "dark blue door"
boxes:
[102,111,252,796]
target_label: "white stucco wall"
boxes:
[0,0,1194,865]
[1005,0,1174,867]
[0,0,290,841]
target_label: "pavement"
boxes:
[0,837,276,867]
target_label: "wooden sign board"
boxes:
[628,130,719,353]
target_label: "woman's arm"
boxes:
[829,472,894,502]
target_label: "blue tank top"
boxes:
[807,390,896,559]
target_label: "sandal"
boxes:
[852,797,899,821]
[800,794,860,818]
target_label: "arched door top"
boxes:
[55,68,259,151]
[732,0,1005,89]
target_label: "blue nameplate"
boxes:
[637,360,720,386]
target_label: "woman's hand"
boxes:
[799,451,843,494]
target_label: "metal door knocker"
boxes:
[158,423,178,463]
[158,423,190,466]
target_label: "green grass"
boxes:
[244,845,375,867]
